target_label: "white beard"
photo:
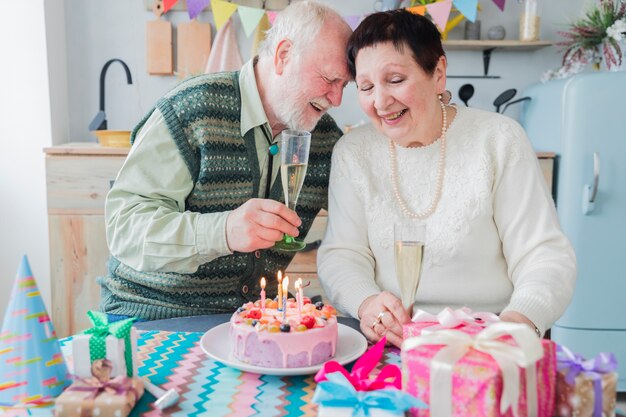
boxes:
[270,66,327,132]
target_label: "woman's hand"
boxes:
[358,292,411,348]
[499,310,540,337]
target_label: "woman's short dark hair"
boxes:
[347,10,445,78]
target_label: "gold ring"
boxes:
[376,311,386,323]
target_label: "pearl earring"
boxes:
[438,93,443,101]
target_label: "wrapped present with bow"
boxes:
[554,345,618,417]
[313,337,426,417]
[404,307,501,339]
[55,359,143,417]
[72,311,138,378]
[402,322,556,417]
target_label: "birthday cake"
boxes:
[230,297,338,368]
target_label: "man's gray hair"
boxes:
[258,1,346,59]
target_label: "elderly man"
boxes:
[99,2,352,320]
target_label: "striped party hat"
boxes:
[0,255,70,408]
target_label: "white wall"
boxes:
[0,1,54,322]
[63,0,589,139]
[0,0,592,322]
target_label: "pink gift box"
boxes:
[401,325,556,417]
[404,308,500,339]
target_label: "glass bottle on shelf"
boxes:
[519,0,541,41]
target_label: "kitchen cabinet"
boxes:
[44,144,555,336]
[44,143,127,337]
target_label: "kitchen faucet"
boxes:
[88,58,133,131]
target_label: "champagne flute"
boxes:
[274,129,311,251]
[394,221,426,314]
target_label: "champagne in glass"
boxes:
[274,129,311,251]
[394,222,426,314]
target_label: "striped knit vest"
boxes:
[100,71,343,320]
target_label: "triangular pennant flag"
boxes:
[267,11,279,25]
[406,5,427,16]
[492,0,505,11]
[163,0,178,14]
[426,0,453,32]
[187,0,210,20]
[211,0,239,31]
[452,0,478,22]
[0,256,70,408]
[251,12,271,56]
[238,5,266,38]
[343,15,363,31]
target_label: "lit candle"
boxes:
[295,278,302,322]
[277,271,283,310]
[260,277,266,313]
[282,276,289,323]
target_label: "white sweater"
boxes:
[317,106,576,334]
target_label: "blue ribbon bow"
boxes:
[557,345,618,417]
[312,372,427,417]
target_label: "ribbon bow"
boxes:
[82,311,136,377]
[315,337,400,391]
[68,374,140,417]
[557,345,618,417]
[312,372,427,417]
[411,307,500,333]
[403,322,543,417]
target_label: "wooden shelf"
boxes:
[443,40,552,78]
[443,40,553,51]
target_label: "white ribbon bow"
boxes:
[402,322,543,417]
[411,307,501,333]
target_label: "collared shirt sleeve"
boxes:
[106,109,232,274]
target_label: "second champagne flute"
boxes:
[394,221,426,315]
[274,129,311,251]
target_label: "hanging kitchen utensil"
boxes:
[177,19,212,79]
[493,88,517,113]
[146,0,173,75]
[502,97,531,114]
[458,84,475,107]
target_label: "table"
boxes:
[128,315,395,417]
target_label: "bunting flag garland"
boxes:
[187,0,210,20]
[426,0,453,32]
[492,0,506,12]
[163,0,178,14]
[238,5,266,38]
[407,5,427,16]
[211,0,239,30]
[343,15,363,31]
[452,0,478,22]
[267,11,279,25]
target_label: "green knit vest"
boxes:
[99,71,342,320]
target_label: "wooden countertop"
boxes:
[44,142,556,159]
[43,142,130,156]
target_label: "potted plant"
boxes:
[544,0,626,80]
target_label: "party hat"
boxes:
[0,255,70,408]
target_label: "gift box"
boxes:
[554,345,618,417]
[72,311,138,378]
[403,307,501,339]
[54,359,144,417]
[402,322,556,417]
[313,338,426,417]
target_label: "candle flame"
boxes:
[277,270,282,283]
[282,276,289,292]
[261,277,266,289]
[295,278,302,289]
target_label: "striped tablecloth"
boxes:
[132,330,399,417]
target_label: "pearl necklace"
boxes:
[389,101,447,219]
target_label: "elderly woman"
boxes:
[317,10,576,347]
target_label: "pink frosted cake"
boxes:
[230,298,338,368]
